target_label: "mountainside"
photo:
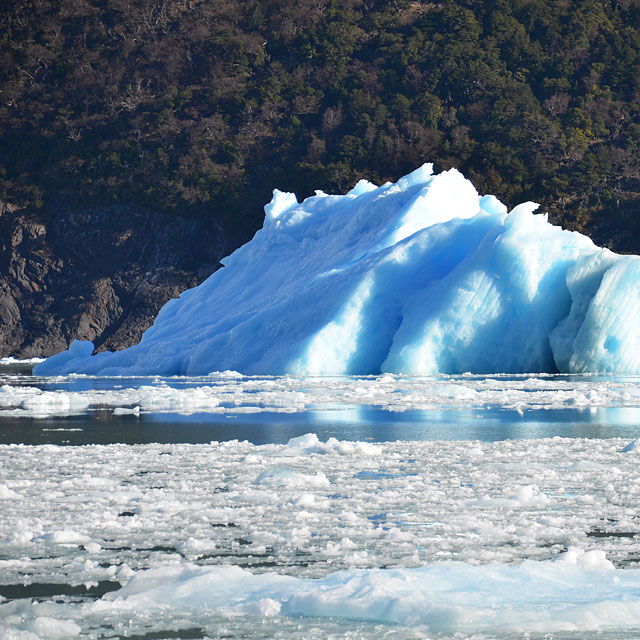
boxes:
[2,0,640,356]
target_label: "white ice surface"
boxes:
[0,358,45,365]
[3,436,640,638]
[33,165,640,376]
[96,556,640,633]
[3,372,640,418]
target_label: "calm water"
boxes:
[2,405,640,446]
[1,365,640,445]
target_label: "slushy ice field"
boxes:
[3,366,640,638]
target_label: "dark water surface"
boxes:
[2,405,640,446]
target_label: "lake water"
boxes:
[2,365,640,639]
[3,367,640,445]
[4,404,640,447]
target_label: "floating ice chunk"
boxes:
[207,370,243,378]
[41,530,90,545]
[10,529,34,545]
[324,438,381,455]
[515,485,534,502]
[26,617,81,638]
[556,546,615,571]
[177,537,217,557]
[622,439,640,452]
[98,558,640,633]
[83,541,102,554]
[286,433,322,450]
[0,483,19,499]
[284,433,380,456]
[469,485,549,508]
[34,165,640,376]
[293,493,316,508]
[113,406,140,416]
[116,564,136,585]
[242,597,282,617]
[254,467,330,488]
[0,356,45,365]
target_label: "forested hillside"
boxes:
[2,0,640,357]
[2,0,640,249]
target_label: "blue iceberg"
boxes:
[35,164,640,376]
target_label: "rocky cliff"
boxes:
[0,205,231,358]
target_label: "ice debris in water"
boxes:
[91,557,640,634]
[35,163,640,376]
[4,435,640,637]
[6,374,640,419]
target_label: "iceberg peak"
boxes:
[395,162,434,189]
[264,189,298,224]
[34,165,640,376]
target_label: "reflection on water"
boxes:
[1,364,640,446]
[1,405,640,446]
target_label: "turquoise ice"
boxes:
[35,164,640,375]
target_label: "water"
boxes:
[3,405,640,446]
[2,365,640,639]
[2,367,640,445]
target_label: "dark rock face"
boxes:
[0,206,232,358]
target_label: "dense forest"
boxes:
[2,0,640,249]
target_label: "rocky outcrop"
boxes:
[0,205,232,358]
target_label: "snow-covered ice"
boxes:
[3,435,640,638]
[34,164,640,376]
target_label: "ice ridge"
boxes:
[35,164,640,375]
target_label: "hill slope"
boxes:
[2,0,640,355]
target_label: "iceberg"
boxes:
[34,164,640,376]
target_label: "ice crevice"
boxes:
[34,164,640,376]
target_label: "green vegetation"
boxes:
[2,0,640,247]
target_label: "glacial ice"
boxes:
[34,164,640,376]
